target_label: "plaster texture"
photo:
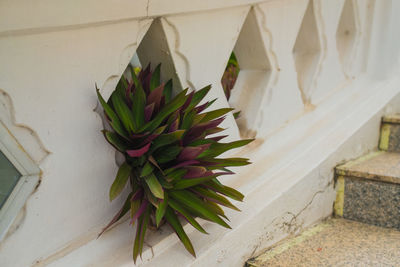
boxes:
[48,77,400,267]
[247,218,400,267]
[0,0,400,266]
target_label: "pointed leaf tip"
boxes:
[109,162,132,201]
[155,193,168,227]
[127,143,151,157]
[165,208,196,257]
[144,173,164,199]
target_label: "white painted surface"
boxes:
[0,0,400,266]
[0,19,152,267]
[48,74,400,267]
[0,122,40,241]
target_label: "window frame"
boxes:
[0,121,40,240]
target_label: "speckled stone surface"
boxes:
[380,123,400,152]
[343,177,400,229]
[335,151,400,229]
[380,115,400,152]
[336,151,400,184]
[247,218,400,267]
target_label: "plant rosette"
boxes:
[96,63,253,262]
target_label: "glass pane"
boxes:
[0,151,21,208]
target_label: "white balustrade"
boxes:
[1,0,400,266]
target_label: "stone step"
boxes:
[246,218,400,267]
[334,151,400,230]
[379,114,400,152]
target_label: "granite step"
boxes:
[334,150,400,230]
[379,114,400,152]
[246,218,400,267]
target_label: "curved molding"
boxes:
[292,0,324,106]
[94,19,152,119]
[309,0,328,101]
[0,89,50,164]
[254,5,281,129]
[254,5,280,89]
[162,17,196,90]
[93,19,153,167]
[0,0,272,37]
[348,0,362,76]
[0,89,46,241]
[97,19,153,100]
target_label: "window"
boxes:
[0,151,22,208]
[0,123,40,240]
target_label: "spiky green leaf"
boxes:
[173,175,217,190]
[96,89,129,139]
[151,130,185,152]
[130,198,141,225]
[203,200,227,219]
[111,91,136,133]
[202,157,251,167]
[140,161,154,177]
[154,146,181,164]
[168,198,207,234]
[204,180,244,201]
[187,85,211,111]
[200,108,234,123]
[133,205,150,263]
[198,139,253,158]
[150,64,161,91]
[155,192,168,227]
[144,173,164,199]
[131,80,146,130]
[192,186,240,211]
[103,131,128,152]
[169,190,230,229]
[99,192,133,237]
[163,79,173,102]
[164,207,196,257]
[165,168,187,182]
[139,89,189,132]
[181,109,196,130]
[109,162,132,201]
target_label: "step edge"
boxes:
[335,150,400,185]
[335,169,400,184]
[382,114,400,124]
[335,151,384,171]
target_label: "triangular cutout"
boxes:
[225,8,272,138]
[293,0,322,104]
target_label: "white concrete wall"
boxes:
[0,0,400,266]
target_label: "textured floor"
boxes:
[336,151,400,184]
[247,218,400,267]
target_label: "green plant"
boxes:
[221,52,240,100]
[96,63,252,262]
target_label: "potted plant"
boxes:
[96,63,253,262]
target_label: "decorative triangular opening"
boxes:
[336,0,357,75]
[221,8,272,138]
[293,0,321,104]
[136,19,183,96]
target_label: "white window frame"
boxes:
[0,121,40,240]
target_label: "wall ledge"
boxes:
[43,71,400,266]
